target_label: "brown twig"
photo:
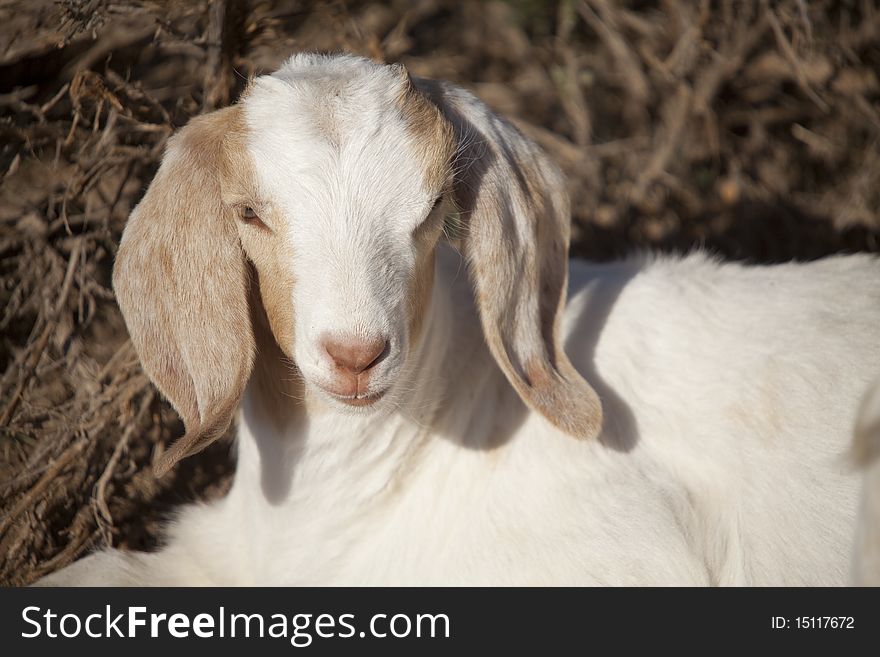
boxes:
[765,3,829,112]
[0,437,88,538]
[579,0,650,103]
[93,391,154,527]
[0,238,84,428]
[202,0,245,111]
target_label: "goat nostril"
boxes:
[322,336,389,375]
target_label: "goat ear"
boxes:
[113,107,255,477]
[414,78,603,440]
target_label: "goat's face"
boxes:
[232,63,455,408]
[114,53,602,476]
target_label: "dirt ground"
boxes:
[1,0,879,586]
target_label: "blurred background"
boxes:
[1,0,878,585]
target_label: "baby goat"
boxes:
[40,53,880,586]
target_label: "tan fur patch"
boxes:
[410,75,603,440]
[394,70,454,349]
[239,205,296,357]
[397,74,456,195]
[114,100,299,476]
[408,247,435,347]
[217,106,297,358]
[116,106,256,475]
[248,279,304,430]
[523,356,551,390]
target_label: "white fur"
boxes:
[243,57,438,401]
[38,55,880,586]
[44,249,880,586]
[852,380,880,585]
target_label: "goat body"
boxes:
[45,249,880,585]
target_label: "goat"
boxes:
[38,53,880,586]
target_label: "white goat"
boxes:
[39,53,880,586]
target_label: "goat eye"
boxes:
[235,205,270,231]
[432,196,443,211]
[238,206,262,225]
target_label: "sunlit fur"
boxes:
[39,54,880,586]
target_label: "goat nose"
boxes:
[322,336,388,374]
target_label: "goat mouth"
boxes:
[325,389,388,407]
[341,394,384,407]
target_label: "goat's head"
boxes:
[113,53,602,476]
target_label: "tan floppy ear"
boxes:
[113,106,255,477]
[414,77,603,439]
